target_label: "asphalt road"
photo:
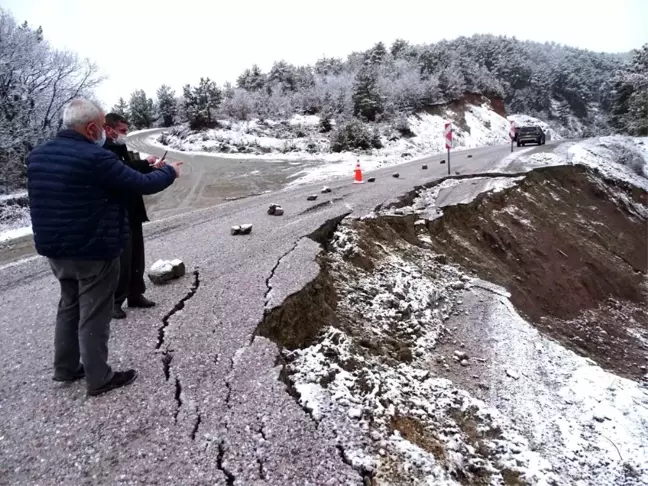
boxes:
[0,141,559,485]
[127,129,335,221]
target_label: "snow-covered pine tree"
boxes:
[182,78,222,129]
[610,44,648,136]
[111,97,129,118]
[352,62,383,121]
[156,85,177,127]
[128,90,155,129]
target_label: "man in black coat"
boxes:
[103,113,164,319]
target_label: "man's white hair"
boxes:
[62,99,104,129]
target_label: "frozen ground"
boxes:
[564,136,648,190]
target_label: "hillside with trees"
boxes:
[161,36,628,135]
[145,36,636,156]
[1,2,646,192]
[609,45,648,136]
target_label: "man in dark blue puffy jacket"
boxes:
[27,99,182,397]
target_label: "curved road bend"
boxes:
[0,141,559,485]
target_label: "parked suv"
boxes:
[517,126,546,146]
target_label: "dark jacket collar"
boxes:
[57,129,94,144]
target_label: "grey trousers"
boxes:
[48,258,119,390]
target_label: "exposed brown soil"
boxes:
[355,166,648,380]
[423,92,508,126]
[256,258,339,350]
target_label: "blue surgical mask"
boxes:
[94,128,106,147]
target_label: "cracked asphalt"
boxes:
[0,142,559,485]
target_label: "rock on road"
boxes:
[0,141,559,485]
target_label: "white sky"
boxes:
[3,0,647,108]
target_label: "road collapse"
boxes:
[257,165,648,485]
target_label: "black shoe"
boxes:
[128,295,156,308]
[53,365,85,382]
[87,369,138,397]
[112,305,127,319]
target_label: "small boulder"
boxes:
[348,408,362,419]
[460,359,469,367]
[148,259,186,285]
[307,195,318,201]
[454,350,468,360]
[231,226,241,235]
[392,173,400,178]
[467,154,473,158]
[321,186,332,194]
[273,207,284,216]
[506,369,520,380]
[440,159,446,164]
[267,204,278,215]
[368,177,376,183]
[239,224,253,235]
[422,164,428,170]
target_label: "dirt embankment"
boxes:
[262,165,648,380]
[371,166,647,380]
[257,164,648,485]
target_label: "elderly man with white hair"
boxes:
[27,99,182,396]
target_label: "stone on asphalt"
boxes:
[392,173,400,178]
[273,207,284,216]
[307,195,318,201]
[368,177,376,183]
[169,259,186,278]
[239,224,253,235]
[467,154,473,158]
[321,186,332,193]
[148,259,186,284]
[267,204,278,215]
[440,159,446,164]
[422,164,428,170]
[231,225,241,235]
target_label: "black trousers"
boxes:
[115,221,147,306]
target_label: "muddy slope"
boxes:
[353,165,648,380]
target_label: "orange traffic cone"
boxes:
[353,159,364,184]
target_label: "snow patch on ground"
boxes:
[0,192,32,243]
[127,127,162,137]
[564,136,648,191]
[0,226,32,243]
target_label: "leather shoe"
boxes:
[113,305,127,319]
[128,296,156,308]
[88,369,138,397]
